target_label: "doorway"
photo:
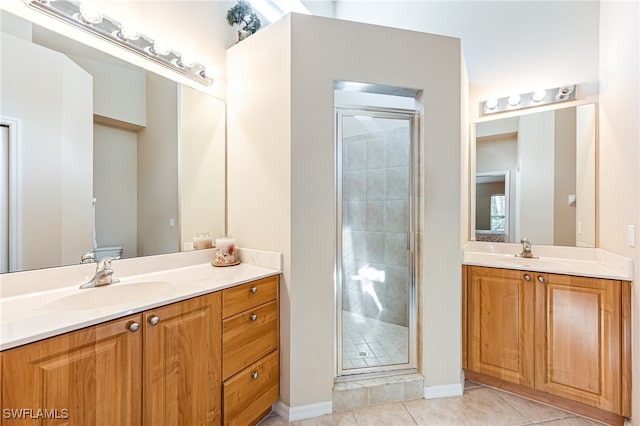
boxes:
[336,107,418,376]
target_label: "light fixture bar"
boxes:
[480,84,576,115]
[25,0,213,86]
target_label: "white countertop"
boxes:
[0,248,282,351]
[462,241,633,281]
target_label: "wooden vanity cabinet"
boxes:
[221,276,280,426]
[0,276,280,426]
[1,314,143,426]
[1,293,222,426]
[463,265,632,422]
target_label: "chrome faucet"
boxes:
[516,238,538,259]
[79,257,120,289]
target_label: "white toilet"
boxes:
[93,246,123,261]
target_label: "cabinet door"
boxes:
[467,266,535,386]
[2,315,142,426]
[535,273,622,413]
[143,292,222,426]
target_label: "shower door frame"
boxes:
[335,106,419,377]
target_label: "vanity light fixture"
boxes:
[23,0,213,86]
[480,84,577,115]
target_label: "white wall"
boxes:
[518,112,555,244]
[575,104,596,248]
[332,0,600,116]
[93,124,138,258]
[599,2,640,424]
[227,16,293,406]
[228,13,462,411]
[137,74,179,257]
[0,32,93,271]
[71,56,147,128]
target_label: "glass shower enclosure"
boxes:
[336,107,418,376]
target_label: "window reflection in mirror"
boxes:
[473,103,596,247]
[0,11,225,273]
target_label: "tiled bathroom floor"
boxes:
[258,381,609,426]
[342,311,409,369]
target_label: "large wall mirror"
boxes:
[472,103,596,247]
[1,11,226,273]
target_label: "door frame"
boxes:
[334,106,419,377]
[1,117,20,272]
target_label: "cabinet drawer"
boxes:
[222,276,278,318]
[223,300,277,379]
[223,350,279,426]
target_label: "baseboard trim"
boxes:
[424,383,464,399]
[273,400,333,421]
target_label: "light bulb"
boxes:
[178,53,196,68]
[78,2,103,24]
[118,24,140,41]
[508,94,521,106]
[532,89,547,102]
[151,39,171,56]
[485,98,498,110]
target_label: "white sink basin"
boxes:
[48,281,176,310]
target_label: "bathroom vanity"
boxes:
[462,242,632,425]
[0,249,281,426]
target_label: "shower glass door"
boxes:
[336,108,417,376]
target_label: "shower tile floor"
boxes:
[342,310,409,369]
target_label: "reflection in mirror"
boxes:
[476,172,510,243]
[473,104,596,247]
[0,11,225,273]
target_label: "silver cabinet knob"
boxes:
[251,371,259,380]
[250,314,258,321]
[250,287,258,294]
[537,276,545,283]
[149,316,159,326]
[128,322,140,332]
[524,274,532,281]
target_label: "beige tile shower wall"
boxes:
[342,127,411,327]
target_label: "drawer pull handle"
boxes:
[251,371,259,380]
[250,314,258,321]
[250,287,258,294]
[524,274,532,281]
[128,322,140,332]
[537,276,545,283]
[149,316,159,326]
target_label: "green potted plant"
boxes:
[226,1,261,42]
